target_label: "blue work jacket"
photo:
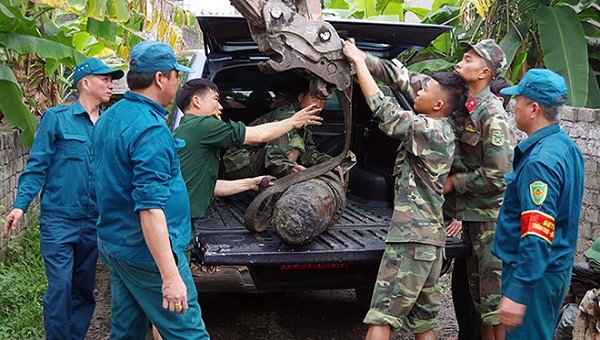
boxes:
[492,123,584,306]
[92,91,191,261]
[14,100,97,219]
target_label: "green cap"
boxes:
[585,237,600,261]
[459,39,507,77]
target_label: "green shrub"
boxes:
[0,213,46,339]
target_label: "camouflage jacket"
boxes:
[366,53,517,221]
[450,88,516,221]
[365,54,455,246]
[365,53,429,104]
[222,102,331,178]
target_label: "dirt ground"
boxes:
[85,262,458,339]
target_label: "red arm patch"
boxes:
[520,210,555,244]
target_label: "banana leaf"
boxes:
[382,1,403,21]
[405,6,430,20]
[537,5,588,107]
[0,65,36,149]
[431,0,458,11]
[354,0,376,17]
[0,32,86,66]
[106,0,130,22]
[420,4,459,25]
[498,24,527,78]
[87,17,119,44]
[586,66,600,108]
[324,0,351,10]
[407,58,455,73]
[0,2,38,35]
[509,51,528,84]
[35,0,87,12]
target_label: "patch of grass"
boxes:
[0,213,46,339]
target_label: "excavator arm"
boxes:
[229,0,352,99]
[229,0,354,234]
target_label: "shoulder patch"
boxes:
[491,130,505,146]
[529,181,548,206]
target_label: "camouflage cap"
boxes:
[459,39,507,77]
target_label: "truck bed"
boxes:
[196,192,470,266]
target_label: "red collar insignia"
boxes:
[465,98,477,112]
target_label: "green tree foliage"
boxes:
[325,0,600,107]
[0,0,200,148]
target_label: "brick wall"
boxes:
[0,127,38,260]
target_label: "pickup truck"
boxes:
[168,15,471,300]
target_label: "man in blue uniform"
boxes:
[2,58,123,339]
[492,68,585,339]
[92,41,208,339]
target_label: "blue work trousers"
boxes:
[502,264,571,340]
[39,215,98,340]
[99,248,209,340]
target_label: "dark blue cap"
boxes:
[73,57,124,84]
[129,41,192,74]
[500,69,568,107]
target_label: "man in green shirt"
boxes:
[173,78,322,255]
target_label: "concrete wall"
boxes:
[0,127,38,260]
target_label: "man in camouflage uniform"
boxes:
[221,79,338,179]
[445,39,517,340]
[343,39,467,340]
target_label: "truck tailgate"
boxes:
[197,193,470,266]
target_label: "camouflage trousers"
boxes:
[462,221,502,325]
[364,243,444,334]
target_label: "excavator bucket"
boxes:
[230,0,351,99]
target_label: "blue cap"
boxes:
[73,57,124,84]
[129,41,192,73]
[500,69,568,107]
